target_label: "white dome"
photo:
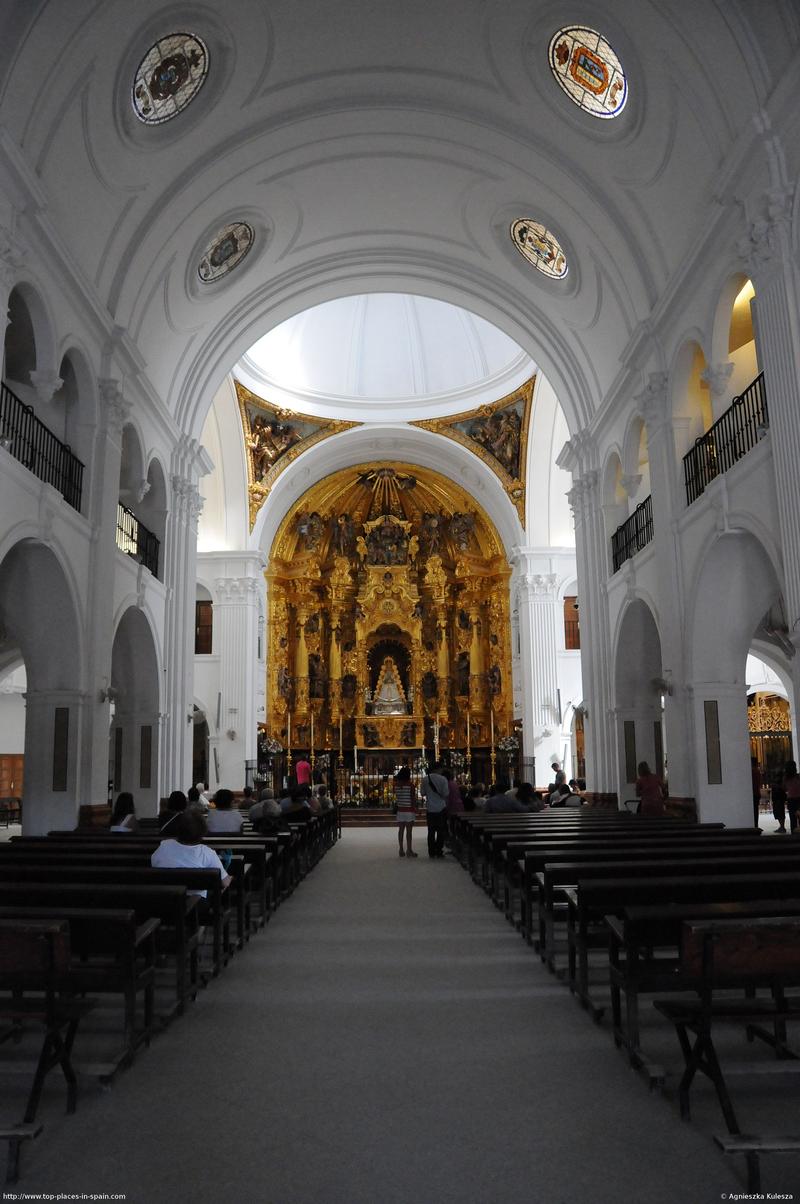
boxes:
[236,294,534,422]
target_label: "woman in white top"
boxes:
[151,810,231,896]
[205,788,244,834]
[110,791,137,832]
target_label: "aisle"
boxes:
[18,830,736,1203]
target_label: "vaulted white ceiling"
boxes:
[1,0,795,439]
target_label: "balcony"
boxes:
[611,495,654,573]
[0,380,84,512]
[683,371,767,506]
[116,502,160,577]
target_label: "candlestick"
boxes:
[287,711,291,748]
[490,706,494,747]
[339,714,343,753]
[354,743,359,772]
[310,711,314,750]
[466,712,471,748]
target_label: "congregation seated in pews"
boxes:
[450,796,800,1192]
[0,779,338,1182]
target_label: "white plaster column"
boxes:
[741,191,800,628]
[23,688,84,834]
[78,379,131,808]
[638,372,695,800]
[161,438,213,792]
[686,681,752,826]
[559,453,617,794]
[511,555,559,780]
[739,190,800,740]
[213,574,262,789]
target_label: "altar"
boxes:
[265,461,515,766]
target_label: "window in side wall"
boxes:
[195,600,213,654]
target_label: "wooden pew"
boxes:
[0,848,250,954]
[523,837,769,953]
[0,883,199,1018]
[508,831,762,934]
[0,904,158,1072]
[563,870,800,1020]
[654,917,800,1192]
[607,898,800,1078]
[0,865,230,980]
[0,919,95,1184]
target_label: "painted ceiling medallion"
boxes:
[548,26,627,119]
[411,377,534,525]
[132,33,208,124]
[510,220,567,279]
[197,222,254,283]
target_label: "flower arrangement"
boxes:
[449,750,466,772]
[315,752,330,772]
[258,732,284,756]
[498,735,519,753]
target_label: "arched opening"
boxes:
[723,275,760,396]
[614,599,664,806]
[0,660,26,820]
[193,705,210,789]
[109,607,161,816]
[0,539,82,833]
[117,425,161,578]
[671,340,712,459]
[688,531,782,824]
[3,287,37,387]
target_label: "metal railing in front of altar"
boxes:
[683,370,768,506]
[611,494,653,574]
[0,379,84,512]
[116,501,160,577]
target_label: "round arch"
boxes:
[613,596,664,797]
[109,606,161,815]
[0,538,83,833]
[254,424,523,559]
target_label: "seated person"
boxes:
[205,788,244,834]
[485,779,529,813]
[241,785,254,806]
[159,789,188,833]
[249,787,283,832]
[516,781,545,812]
[187,785,208,812]
[552,783,583,808]
[110,791,137,832]
[281,785,313,822]
[151,810,231,896]
[314,784,334,811]
[469,784,487,811]
[548,771,567,806]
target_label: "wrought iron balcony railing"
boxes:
[611,494,654,573]
[683,371,768,506]
[116,502,160,578]
[0,380,84,512]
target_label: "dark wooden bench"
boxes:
[563,870,800,1020]
[0,883,199,1018]
[654,917,800,1192]
[0,862,231,976]
[0,919,96,1183]
[513,833,765,939]
[606,898,800,1079]
[0,905,158,1071]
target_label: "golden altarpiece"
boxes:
[265,463,513,768]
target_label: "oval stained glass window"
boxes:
[197,222,255,284]
[132,33,209,125]
[548,26,627,119]
[510,219,568,280]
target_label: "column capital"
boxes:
[98,378,132,435]
[29,368,63,404]
[736,187,793,285]
[620,473,642,498]
[214,575,260,603]
[700,360,734,400]
[635,372,669,431]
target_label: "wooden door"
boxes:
[0,754,24,797]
